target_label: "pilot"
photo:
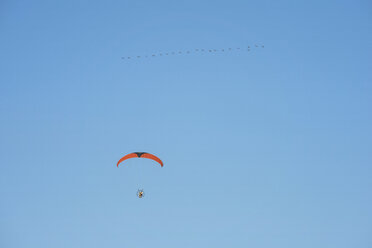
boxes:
[137,190,144,198]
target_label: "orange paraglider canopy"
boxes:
[117,152,163,167]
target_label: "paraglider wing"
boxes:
[117,152,163,167]
[141,153,163,167]
[116,153,138,167]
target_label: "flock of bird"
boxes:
[121,44,264,60]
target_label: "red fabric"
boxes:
[141,153,164,167]
[117,152,163,167]
[116,153,138,167]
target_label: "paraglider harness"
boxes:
[137,189,144,198]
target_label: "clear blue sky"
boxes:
[1,0,371,247]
